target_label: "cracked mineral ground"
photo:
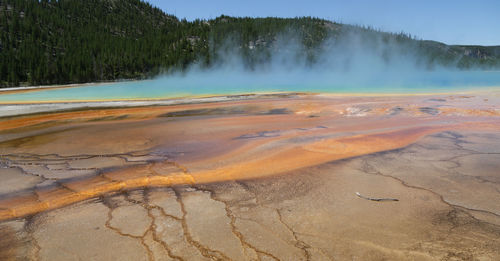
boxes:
[0,92,500,260]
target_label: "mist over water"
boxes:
[1,31,500,102]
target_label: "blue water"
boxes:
[1,70,500,103]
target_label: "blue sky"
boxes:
[146,0,500,46]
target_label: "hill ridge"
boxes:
[1,0,499,87]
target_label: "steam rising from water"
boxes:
[1,31,500,102]
[152,31,500,94]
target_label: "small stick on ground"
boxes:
[355,192,399,202]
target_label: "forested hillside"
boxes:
[1,0,499,87]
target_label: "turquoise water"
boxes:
[1,70,500,103]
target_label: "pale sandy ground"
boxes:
[0,94,269,117]
[0,93,499,260]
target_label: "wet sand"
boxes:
[0,93,500,260]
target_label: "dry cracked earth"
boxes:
[0,93,500,260]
